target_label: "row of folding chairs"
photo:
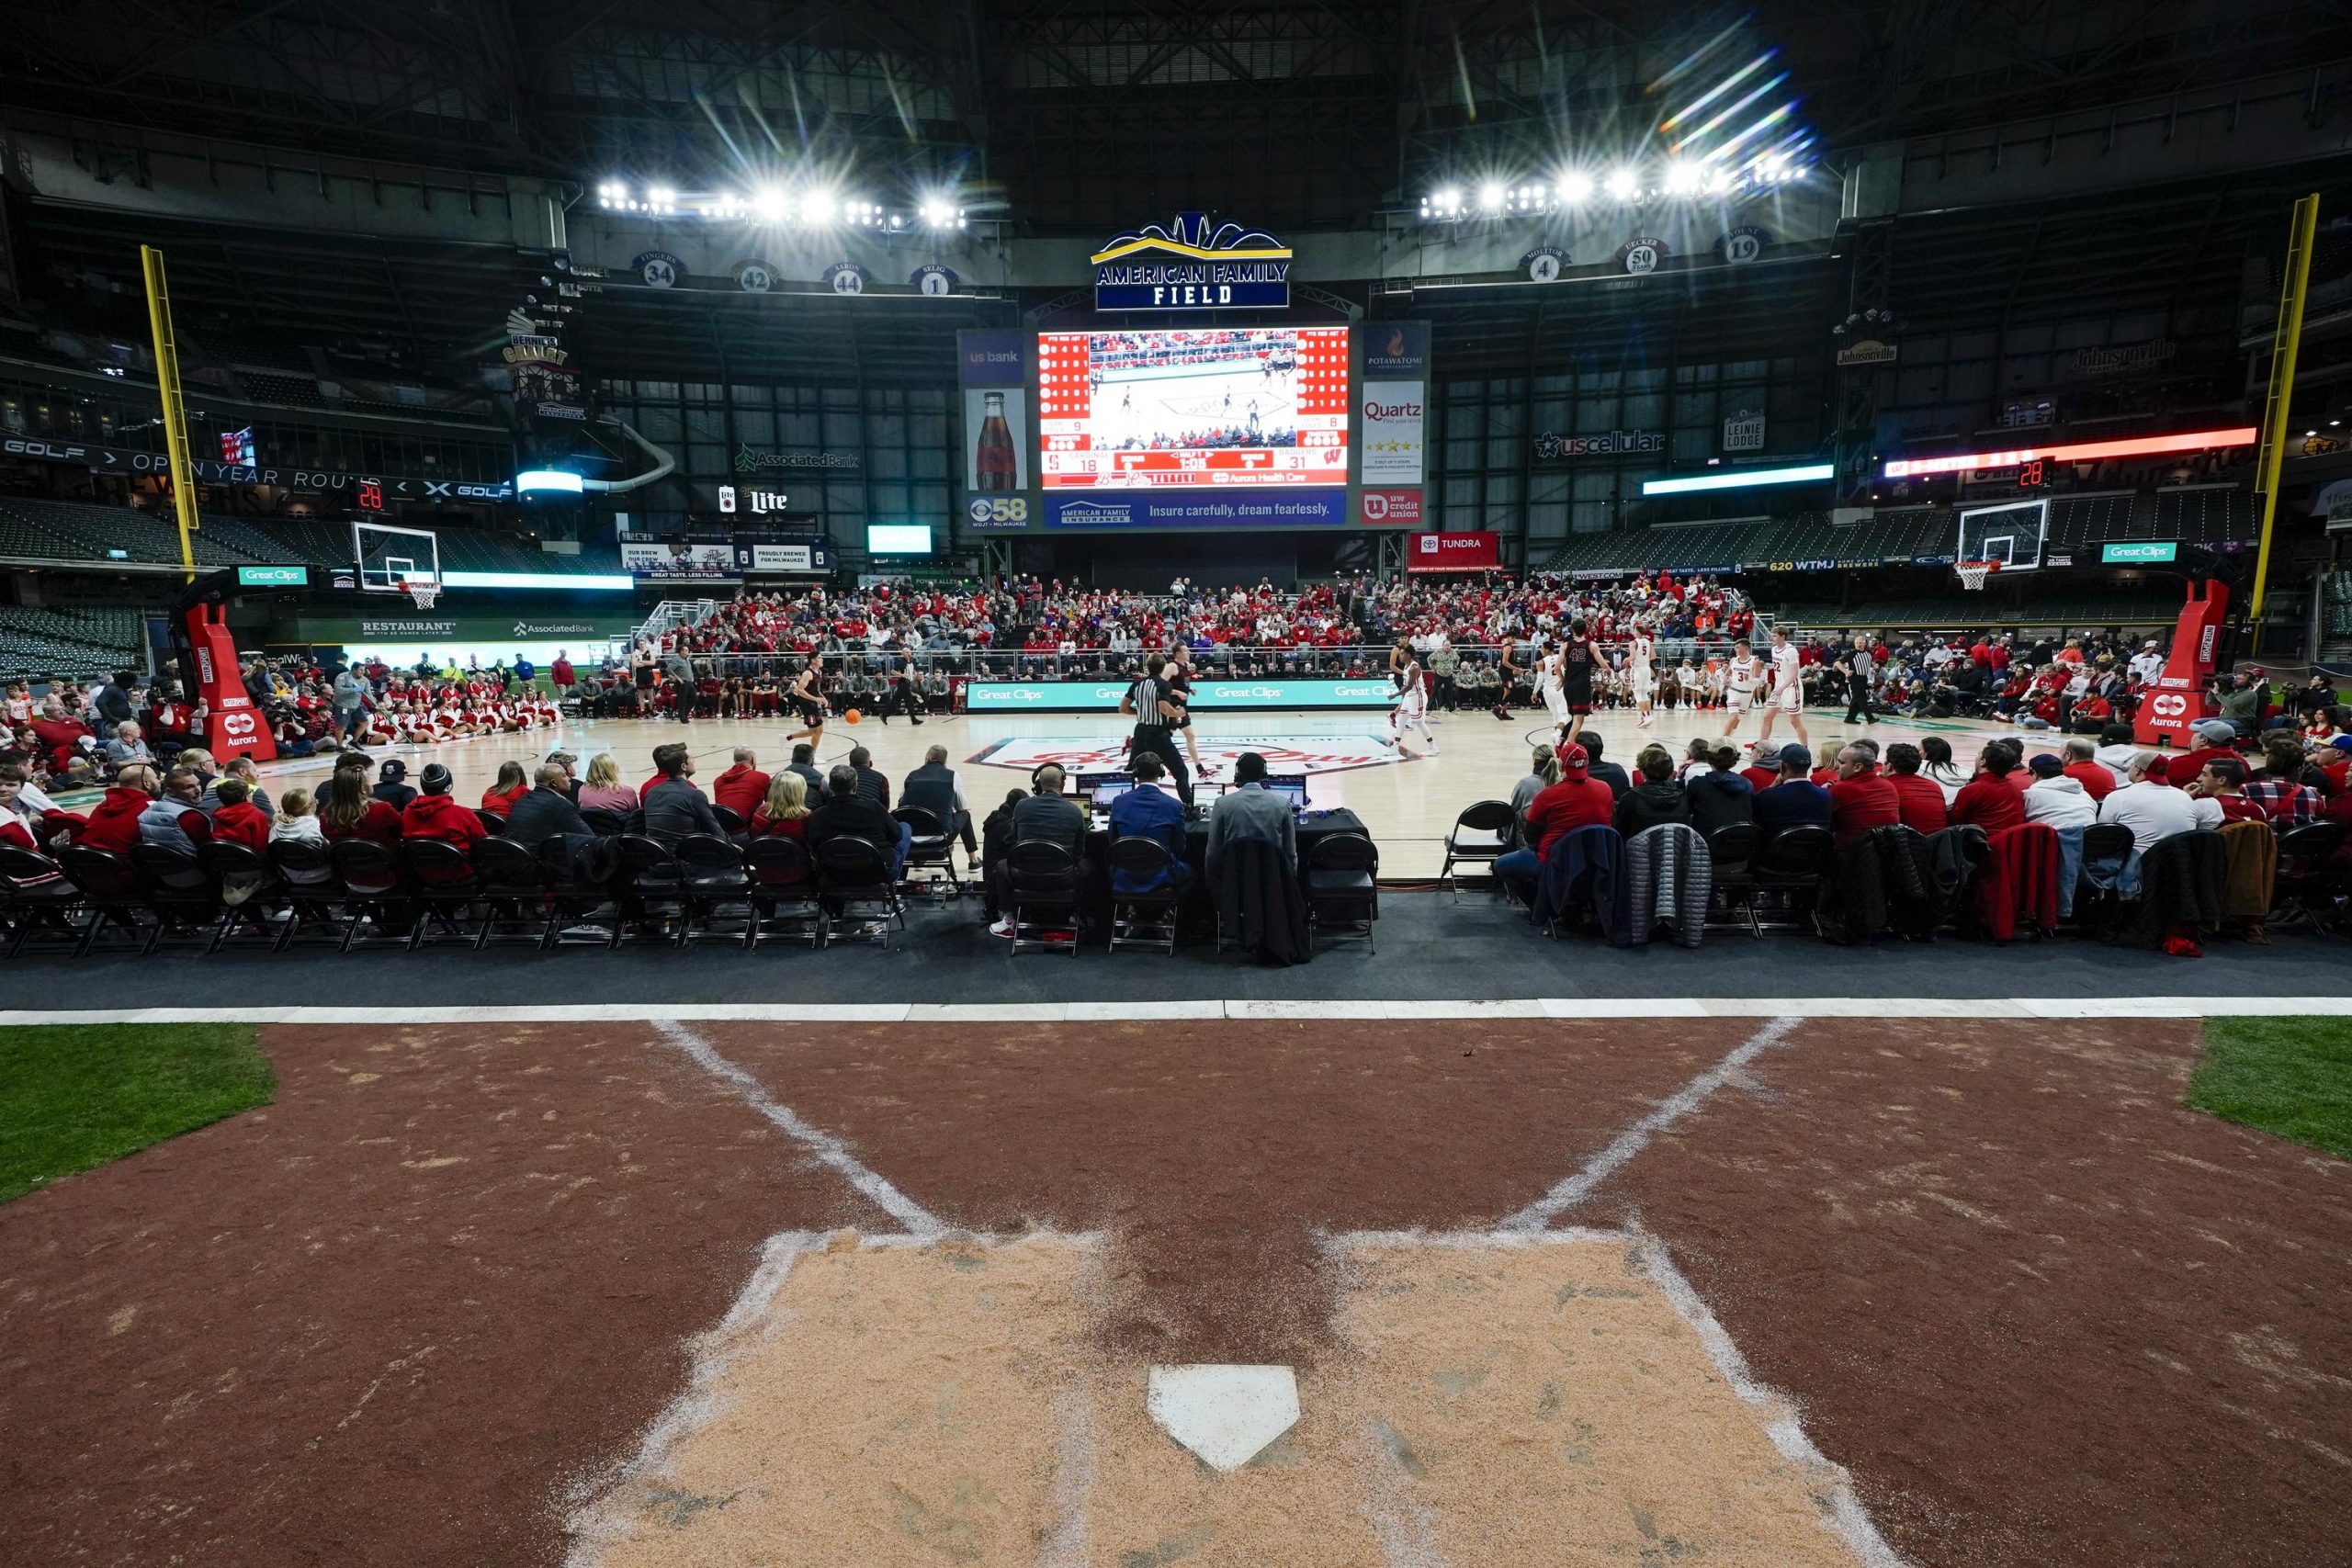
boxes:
[0,830,911,957]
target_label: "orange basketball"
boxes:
[842,708,861,725]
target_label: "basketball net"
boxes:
[1955,560,1996,592]
[403,575,441,610]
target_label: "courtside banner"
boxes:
[1407,531,1500,572]
[966,678,1396,713]
[1045,489,1347,529]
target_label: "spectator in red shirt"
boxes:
[319,764,403,844]
[1951,740,2029,833]
[1883,743,1950,835]
[2060,738,2118,802]
[479,761,529,819]
[69,764,159,855]
[2193,757,2268,823]
[207,778,272,850]
[711,748,773,820]
[1739,742,1783,794]
[1827,741,1901,845]
[401,763,489,850]
[1495,742,1617,905]
[2169,720,2243,794]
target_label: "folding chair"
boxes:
[615,834,688,946]
[1702,822,1762,934]
[893,806,961,899]
[130,841,220,953]
[1742,825,1834,936]
[0,845,85,957]
[744,836,823,948]
[400,840,483,949]
[814,836,905,948]
[1004,840,1084,955]
[1439,800,1517,901]
[674,834,755,946]
[537,834,623,947]
[1303,831,1380,953]
[197,841,287,953]
[266,839,349,951]
[1105,836,1183,954]
[469,835,552,947]
[329,839,412,952]
[55,846,153,956]
[2272,821,2346,930]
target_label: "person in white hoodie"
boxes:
[2091,722,2143,788]
[267,786,334,885]
[2022,754,2097,829]
[2096,751,2221,851]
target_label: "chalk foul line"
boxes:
[1498,1012,1802,1231]
[652,1018,944,1238]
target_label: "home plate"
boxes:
[1147,1364,1301,1471]
[568,1229,1883,1565]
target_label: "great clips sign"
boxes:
[1092,212,1291,310]
[1407,531,1501,573]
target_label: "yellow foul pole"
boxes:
[140,244,202,584]
[2248,194,2320,647]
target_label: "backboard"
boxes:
[1954,498,2048,572]
[354,521,442,595]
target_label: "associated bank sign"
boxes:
[966,679,1392,713]
[1092,212,1292,310]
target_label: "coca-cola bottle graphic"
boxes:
[975,391,1016,492]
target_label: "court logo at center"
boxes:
[971,735,1404,777]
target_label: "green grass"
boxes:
[2190,1017,2352,1161]
[0,1024,275,1203]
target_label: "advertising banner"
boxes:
[957,329,1028,388]
[1044,489,1348,530]
[732,542,832,574]
[966,678,1396,713]
[1359,489,1422,526]
[1363,322,1430,378]
[1091,213,1292,310]
[619,541,738,580]
[296,614,635,644]
[964,389,1027,493]
[1407,531,1500,573]
[1361,382,1425,484]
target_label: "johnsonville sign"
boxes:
[1092,212,1292,310]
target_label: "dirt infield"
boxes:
[1,1014,2347,1567]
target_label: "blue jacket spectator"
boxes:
[1751,745,1832,834]
[1108,755,1191,893]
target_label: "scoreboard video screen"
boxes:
[1037,326,1349,490]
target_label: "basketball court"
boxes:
[242,702,2021,880]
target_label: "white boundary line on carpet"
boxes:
[1499,1014,1803,1232]
[0,996,2344,1026]
[652,1019,946,1238]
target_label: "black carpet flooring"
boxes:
[7,891,2346,1010]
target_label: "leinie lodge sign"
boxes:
[1092,213,1291,310]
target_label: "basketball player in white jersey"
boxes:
[1752,626,1810,750]
[1536,640,1568,727]
[1628,619,1657,728]
[1388,653,1438,757]
[1719,639,1763,738]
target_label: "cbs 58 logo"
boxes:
[967,497,1029,525]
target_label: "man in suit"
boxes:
[1205,750,1297,875]
[504,763,592,847]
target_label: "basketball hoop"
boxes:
[404,577,441,610]
[1955,560,1996,592]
